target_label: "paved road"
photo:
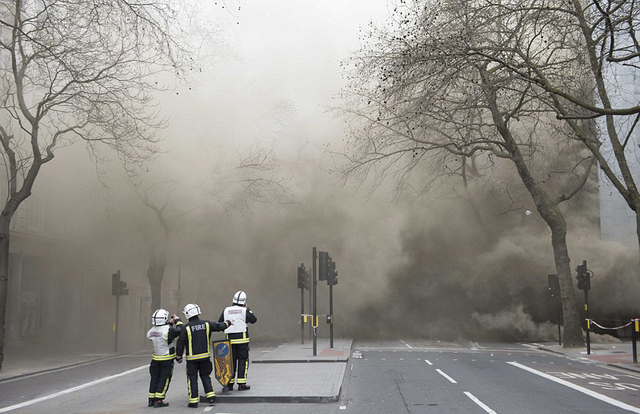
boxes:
[347,339,640,413]
[0,340,638,413]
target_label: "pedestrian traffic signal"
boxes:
[575,261,590,291]
[318,251,329,281]
[112,270,129,296]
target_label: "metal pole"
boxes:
[557,301,562,346]
[329,283,334,348]
[585,287,590,355]
[115,294,120,353]
[632,319,638,364]
[300,287,305,344]
[312,247,317,356]
[308,287,312,341]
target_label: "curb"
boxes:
[252,358,348,364]
[536,346,640,375]
[205,395,339,403]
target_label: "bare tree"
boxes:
[0,0,206,370]
[463,0,640,261]
[129,140,292,313]
[341,0,596,347]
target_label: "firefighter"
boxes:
[146,309,183,408]
[176,303,232,408]
[218,290,257,391]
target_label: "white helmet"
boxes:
[183,303,201,319]
[152,309,169,326]
[233,291,247,306]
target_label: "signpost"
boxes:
[213,340,233,390]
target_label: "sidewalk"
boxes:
[0,338,353,403]
[213,338,352,403]
[536,340,640,374]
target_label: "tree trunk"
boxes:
[548,214,585,347]
[146,247,167,312]
[0,214,10,371]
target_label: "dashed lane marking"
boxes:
[508,362,640,413]
[436,369,457,384]
[425,359,433,366]
[464,391,497,414]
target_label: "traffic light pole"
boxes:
[329,283,334,348]
[115,294,120,353]
[300,286,305,345]
[585,288,590,355]
[312,247,317,356]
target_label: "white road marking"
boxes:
[340,405,347,410]
[400,339,413,349]
[436,369,457,384]
[464,391,497,414]
[204,407,214,412]
[508,362,640,413]
[0,365,147,413]
[425,359,433,366]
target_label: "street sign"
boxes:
[213,340,233,387]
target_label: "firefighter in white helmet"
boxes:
[175,303,232,408]
[146,309,183,408]
[218,291,257,391]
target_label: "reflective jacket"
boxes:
[147,319,183,361]
[176,317,230,361]
[218,306,257,345]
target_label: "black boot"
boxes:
[148,398,156,407]
[154,400,169,408]
[228,383,234,391]
[238,384,251,391]
[188,402,198,408]
[208,397,215,404]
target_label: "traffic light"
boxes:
[575,261,590,291]
[318,251,329,281]
[297,264,311,290]
[327,258,338,285]
[112,270,129,296]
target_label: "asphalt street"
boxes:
[0,339,638,413]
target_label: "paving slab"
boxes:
[537,341,640,374]
[253,338,353,363]
[213,362,347,403]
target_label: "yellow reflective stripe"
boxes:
[206,323,211,355]
[188,374,195,401]
[187,326,193,356]
[228,331,250,344]
[186,352,210,360]
[205,390,215,398]
[152,353,176,361]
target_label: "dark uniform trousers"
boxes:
[148,359,174,400]
[229,343,249,385]
[186,358,215,403]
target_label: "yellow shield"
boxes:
[212,340,233,387]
